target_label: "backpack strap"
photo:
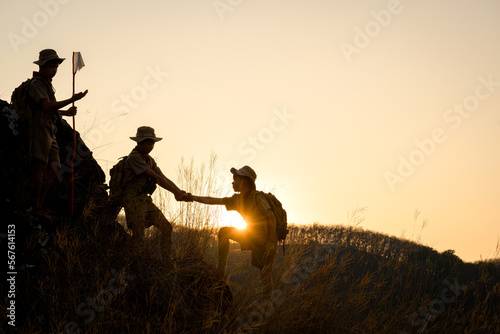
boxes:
[254,191,271,210]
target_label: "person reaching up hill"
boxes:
[185,166,277,299]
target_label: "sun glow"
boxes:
[220,211,246,229]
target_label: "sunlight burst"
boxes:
[220,211,246,229]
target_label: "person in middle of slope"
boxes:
[122,126,191,263]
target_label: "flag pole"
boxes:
[70,52,85,216]
[71,53,76,216]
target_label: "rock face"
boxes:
[0,99,27,213]
[0,97,110,274]
[0,98,106,218]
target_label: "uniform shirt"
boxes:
[122,150,162,191]
[29,74,56,117]
[223,191,272,245]
[27,74,59,162]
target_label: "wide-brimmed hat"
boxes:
[34,49,65,66]
[230,166,257,182]
[130,126,162,142]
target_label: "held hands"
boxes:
[175,190,193,202]
[178,193,193,202]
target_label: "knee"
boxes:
[158,217,172,236]
[218,226,232,240]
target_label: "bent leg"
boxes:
[147,203,173,262]
[217,227,249,276]
[104,196,123,223]
[123,192,147,246]
[259,245,276,299]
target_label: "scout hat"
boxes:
[230,166,257,182]
[130,126,163,142]
[34,49,65,66]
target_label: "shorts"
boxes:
[123,189,166,230]
[31,114,59,164]
[222,226,275,270]
[250,243,276,270]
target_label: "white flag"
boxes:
[73,52,85,74]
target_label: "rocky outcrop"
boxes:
[0,98,106,218]
[0,99,27,213]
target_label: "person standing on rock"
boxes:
[29,49,88,218]
[122,126,190,262]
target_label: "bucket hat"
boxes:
[34,49,65,66]
[130,126,163,142]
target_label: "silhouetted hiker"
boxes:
[27,49,88,218]
[187,166,277,298]
[122,126,191,262]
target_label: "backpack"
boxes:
[257,191,289,243]
[109,156,128,200]
[10,78,35,154]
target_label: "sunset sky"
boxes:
[1,0,499,262]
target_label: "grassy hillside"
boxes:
[3,211,499,333]
[2,154,499,333]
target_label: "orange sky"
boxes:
[1,0,499,262]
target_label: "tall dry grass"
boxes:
[2,154,499,333]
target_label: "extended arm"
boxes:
[191,195,226,205]
[145,168,184,198]
[41,90,88,116]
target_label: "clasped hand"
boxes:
[175,191,193,202]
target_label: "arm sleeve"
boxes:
[127,153,151,175]
[223,194,238,211]
[29,80,50,105]
[255,193,272,214]
[152,161,162,176]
